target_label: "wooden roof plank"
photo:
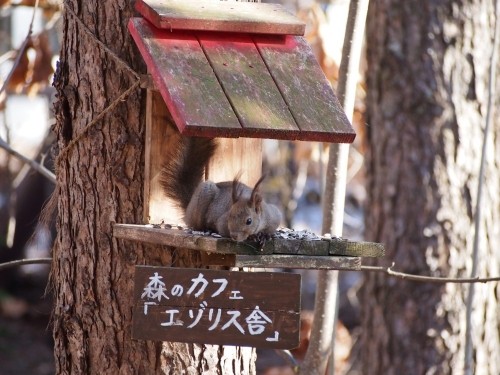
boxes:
[136,0,305,35]
[128,18,242,137]
[198,33,300,138]
[254,34,356,143]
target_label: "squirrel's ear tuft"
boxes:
[252,192,262,213]
[250,175,265,212]
[232,178,241,203]
[253,175,266,191]
[232,171,244,203]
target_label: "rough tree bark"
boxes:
[52,1,254,374]
[361,1,500,374]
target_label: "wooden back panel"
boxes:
[144,90,262,224]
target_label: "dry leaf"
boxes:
[6,31,55,95]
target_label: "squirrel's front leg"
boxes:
[215,211,231,238]
[185,181,218,230]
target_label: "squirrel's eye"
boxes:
[246,218,252,225]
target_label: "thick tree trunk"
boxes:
[361,1,499,374]
[52,1,254,374]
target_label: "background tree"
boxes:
[52,1,253,373]
[361,0,499,374]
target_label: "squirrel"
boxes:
[159,137,282,242]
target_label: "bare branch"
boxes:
[274,349,298,371]
[2,257,499,285]
[0,0,40,96]
[0,137,56,183]
[0,257,52,271]
[361,264,500,284]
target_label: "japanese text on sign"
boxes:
[132,266,301,349]
[141,271,277,341]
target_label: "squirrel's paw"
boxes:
[246,232,273,251]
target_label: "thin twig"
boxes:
[361,264,500,284]
[0,0,40,95]
[464,1,500,373]
[0,257,52,271]
[0,258,500,286]
[3,1,58,11]
[0,137,56,183]
[1,258,500,285]
[0,50,16,65]
[274,349,298,370]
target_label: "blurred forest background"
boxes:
[1,1,59,374]
[1,1,366,373]
[1,0,498,374]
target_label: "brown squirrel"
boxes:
[160,137,282,242]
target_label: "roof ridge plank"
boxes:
[135,0,306,35]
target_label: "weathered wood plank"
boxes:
[114,225,367,270]
[130,19,355,142]
[113,224,273,255]
[234,255,361,270]
[136,0,305,36]
[207,138,263,187]
[198,32,300,137]
[113,224,385,259]
[200,252,237,267]
[144,91,185,224]
[200,253,361,270]
[328,237,385,257]
[272,239,329,256]
[129,18,241,137]
[254,34,356,143]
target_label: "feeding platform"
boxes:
[114,224,385,270]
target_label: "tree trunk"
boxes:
[361,1,499,374]
[52,1,254,373]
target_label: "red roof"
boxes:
[129,1,355,143]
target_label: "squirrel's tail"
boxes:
[160,137,217,210]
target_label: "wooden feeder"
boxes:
[113,0,384,270]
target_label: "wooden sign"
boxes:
[132,266,301,349]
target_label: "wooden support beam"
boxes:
[198,253,362,270]
[233,254,361,270]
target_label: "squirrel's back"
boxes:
[159,137,217,210]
